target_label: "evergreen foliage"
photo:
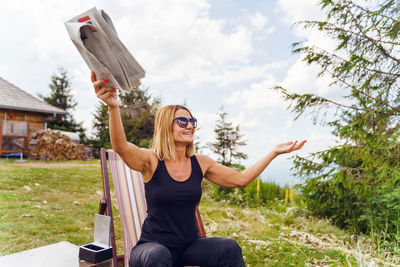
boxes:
[39,67,87,143]
[275,0,400,245]
[209,108,249,201]
[119,87,159,148]
[92,102,110,149]
[91,86,159,151]
[210,107,247,167]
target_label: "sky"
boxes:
[0,0,344,185]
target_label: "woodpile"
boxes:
[29,129,89,160]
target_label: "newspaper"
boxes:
[65,7,145,91]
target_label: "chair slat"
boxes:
[101,149,206,267]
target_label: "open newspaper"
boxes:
[65,7,145,91]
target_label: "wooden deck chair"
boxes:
[98,148,207,267]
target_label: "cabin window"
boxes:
[2,120,28,135]
[1,120,28,154]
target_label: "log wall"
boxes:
[0,109,47,155]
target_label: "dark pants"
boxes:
[129,237,245,267]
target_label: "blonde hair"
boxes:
[151,105,195,160]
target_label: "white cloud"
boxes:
[276,0,323,25]
[259,129,338,164]
[250,12,268,31]
[108,1,279,89]
[193,110,218,147]
[231,111,259,140]
[277,0,338,52]
[284,116,293,130]
[226,77,289,113]
[280,57,336,97]
[190,60,289,88]
[243,118,260,129]
[276,0,345,108]
[113,1,255,85]
[301,130,342,156]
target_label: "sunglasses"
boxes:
[173,117,198,128]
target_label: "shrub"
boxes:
[212,179,290,207]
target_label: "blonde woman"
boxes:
[92,72,306,267]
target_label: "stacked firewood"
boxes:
[29,129,88,160]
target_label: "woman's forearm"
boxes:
[239,151,278,186]
[108,106,128,152]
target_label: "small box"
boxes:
[79,214,113,263]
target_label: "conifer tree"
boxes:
[275,0,400,241]
[210,107,247,168]
[39,67,87,143]
[119,87,159,148]
[92,102,110,149]
[210,107,247,201]
[91,86,159,150]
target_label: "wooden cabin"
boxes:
[0,77,66,156]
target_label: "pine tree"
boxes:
[210,107,247,201]
[91,86,159,150]
[92,102,110,149]
[210,107,247,167]
[119,87,159,148]
[39,67,87,143]
[275,0,400,241]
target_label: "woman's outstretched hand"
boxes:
[273,140,307,156]
[91,71,118,108]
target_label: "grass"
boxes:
[0,161,398,266]
[198,183,358,266]
[0,163,103,254]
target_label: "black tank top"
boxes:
[140,155,203,248]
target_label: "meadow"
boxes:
[0,160,398,266]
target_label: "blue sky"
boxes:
[0,0,342,185]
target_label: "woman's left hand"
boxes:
[273,140,307,156]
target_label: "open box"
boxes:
[79,214,113,263]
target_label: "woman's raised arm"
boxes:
[197,140,307,187]
[91,71,155,177]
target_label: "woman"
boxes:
[92,72,306,267]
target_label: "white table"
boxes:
[0,241,111,267]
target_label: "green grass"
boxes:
[0,159,99,164]
[198,187,358,266]
[1,162,399,266]
[0,164,101,254]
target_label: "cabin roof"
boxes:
[0,76,67,115]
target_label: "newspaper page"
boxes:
[65,7,145,91]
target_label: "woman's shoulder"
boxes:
[194,154,215,171]
[141,147,158,158]
[195,153,215,161]
[194,153,209,161]
[140,148,159,172]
